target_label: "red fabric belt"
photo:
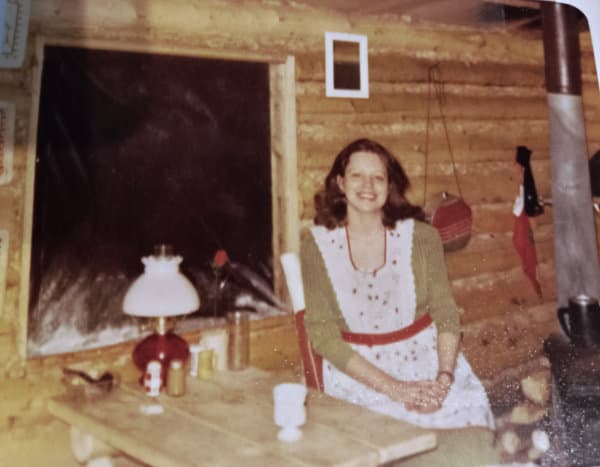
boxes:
[341,313,433,347]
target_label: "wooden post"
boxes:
[270,56,299,301]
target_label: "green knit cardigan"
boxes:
[299,220,461,371]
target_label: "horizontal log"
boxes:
[299,144,552,170]
[445,231,554,281]
[299,159,553,211]
[470,203,524,234]
[446,226,554,270]
[299,153,553,191]
[297,90,549,121]
[356,19,544,66]
[297,120,584,158]
[31,0,348,57]
[446,241,554,280]
[299,185,555,224]
[454,262,556,324]
[297,123,597,172]
[300,200,536,238]
[297,82,547,105]
[30,0,548,65]
[413,170,551,207]
[462,302,559,378]
[296,52,546,86]
[472,202,557,237]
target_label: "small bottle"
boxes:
[144,360,162,397]
[197,349,215,379]
[167,359,185,397]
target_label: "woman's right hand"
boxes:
[345,354,447,413]
[386,380,447,413]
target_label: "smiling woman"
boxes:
[301,138,498,466]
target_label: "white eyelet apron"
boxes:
[311,220,495,430]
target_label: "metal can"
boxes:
[144,360,162,397]
[167,359,185,397]
[226,310,250,371]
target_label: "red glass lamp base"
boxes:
[132,331,190,382]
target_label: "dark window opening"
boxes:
[28,46,274,355]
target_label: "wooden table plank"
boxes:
[48,389,296,466]
[49,368,437,466]
[203,368,437,464]
[139,376,381,466]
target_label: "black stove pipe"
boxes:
[541,2,600,308]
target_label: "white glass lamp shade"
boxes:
[123,254,200,317]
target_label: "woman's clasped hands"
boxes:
[388,378,451,413]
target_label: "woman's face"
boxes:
[337,151,389,216]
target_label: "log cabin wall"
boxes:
[0,0,599,440]
[297,33,600,386]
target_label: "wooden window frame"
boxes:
[324,31,369,99]
[17,37,299,359]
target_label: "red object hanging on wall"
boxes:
[425,192,473,252]
[513,210,542,298]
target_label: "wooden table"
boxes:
[48,367,437,466]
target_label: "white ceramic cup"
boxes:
[273,383,307,442]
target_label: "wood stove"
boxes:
[544,333,600,466]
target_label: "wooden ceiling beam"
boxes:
[502,15,542,30]
[343,0,440,16]
[484,0,541,10]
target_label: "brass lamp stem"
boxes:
[156,316,167,335]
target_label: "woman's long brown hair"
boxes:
[314,138,425,229]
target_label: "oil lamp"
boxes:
[123,245,199,379]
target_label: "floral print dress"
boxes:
[310,219,495,430]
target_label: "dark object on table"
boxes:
[62,368,120,399]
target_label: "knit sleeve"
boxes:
[300,229,356,371]
[413,221,461,335]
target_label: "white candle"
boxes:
[189,344,203,376]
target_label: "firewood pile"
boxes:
[485,358,554,465]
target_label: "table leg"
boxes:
[70,426,117,466]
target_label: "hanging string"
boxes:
[423,65,433,206]
[423,64,464,203]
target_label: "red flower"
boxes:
[212,249,229,269]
